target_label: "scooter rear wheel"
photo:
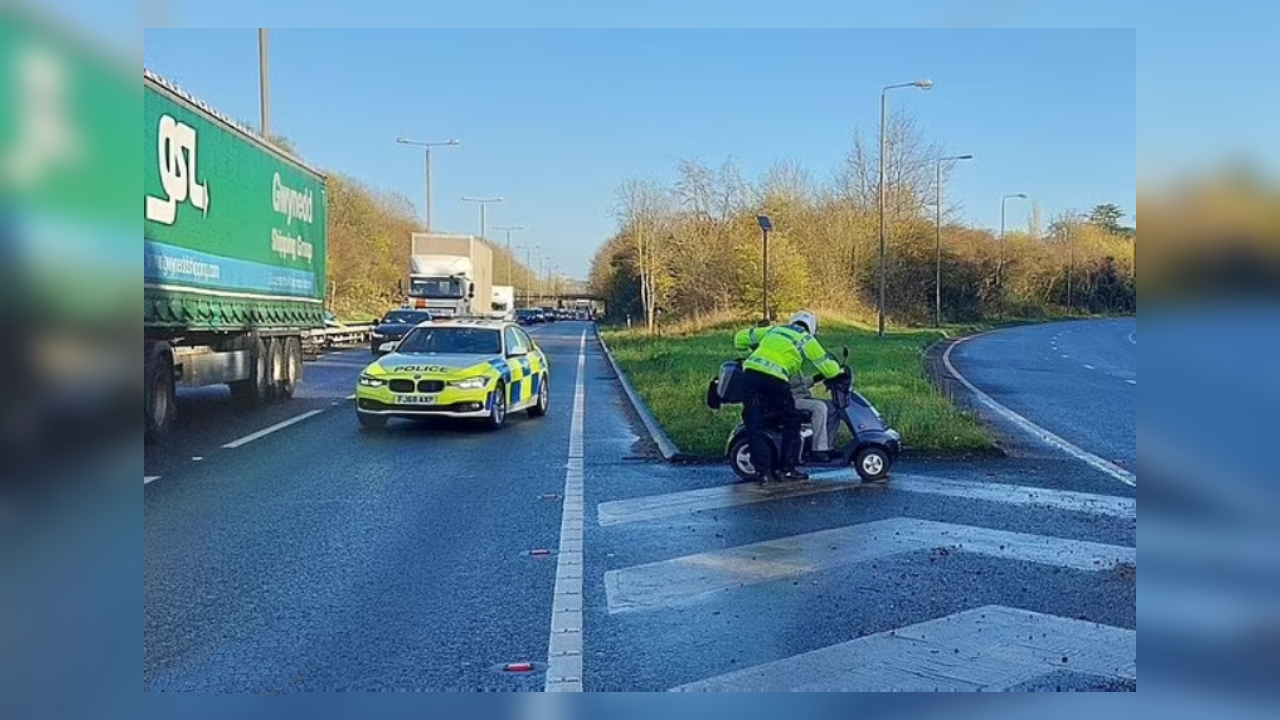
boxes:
[728,436,774,482]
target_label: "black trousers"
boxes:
[742,369,801,475]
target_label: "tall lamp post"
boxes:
[461,196,503,241]
[258,29,270,137]
[935,154,973,327]
[516,243,539,308]
[395,137,460,231]
[492,225,523,285]
[878,79,933,338]
[998,192,1029,319]
[757,215,773,323]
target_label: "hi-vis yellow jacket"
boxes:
[733,324,842,383]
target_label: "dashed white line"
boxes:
[545,330,587,692]
[144,476,161,485]
[1127,379,1137,385]
[1085,364,1096,370]
[944,334,1136,487]
[1060,354,1069,359]
[221,409,326,449]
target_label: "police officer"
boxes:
[733,310,845,481]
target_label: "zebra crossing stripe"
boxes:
[596,473,1135,527]
[670,604,1135,692]
[604,517,1134,614]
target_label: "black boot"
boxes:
[777,468,809,481]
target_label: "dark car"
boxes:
[516,308,542,326]
[370,309,435,355]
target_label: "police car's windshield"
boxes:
[381,310,433,324]
[396,327,501,355]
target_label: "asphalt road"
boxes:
[945,318,1137,473]
[144,319,1136,692]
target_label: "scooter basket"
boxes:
[716,360,746,404]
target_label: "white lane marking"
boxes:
[1127,379,1137,385]
[944,335,1136,487]
[597,480,850,526]
[604,517,1135,613]
[346,393,356,400]
[670,605,1135,692]
[1127,332,1137,345]
[221,409,326,449]
[1060,354,1070,359]
[808,472,1134,518]
[144,476,161,485]
[598,473,1135,527]
[1085,364,1096,370]
[545,330,587,692]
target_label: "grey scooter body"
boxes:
[724,348,902,482]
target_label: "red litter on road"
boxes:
[505,662,535,673]
[529,549,551,556]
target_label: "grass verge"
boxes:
[601,320,995,458]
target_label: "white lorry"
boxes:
[403,233,493,318]
[490,285,515,320]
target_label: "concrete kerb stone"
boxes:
[596,331,707,463]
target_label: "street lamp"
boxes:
[878,79,933,338]
[396,137,460,231]
[757,215,773,322]
[492,225,523,285]
[258,29,270,137]
[998,192,1029,319]
[461,196,503,241]
[935,154,973,327]
[516,243,540,307]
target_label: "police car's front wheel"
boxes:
[485,381,508,431]
[527,374,549,418]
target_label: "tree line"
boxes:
[588,111,1136,332]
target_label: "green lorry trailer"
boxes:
[144,69,328,443]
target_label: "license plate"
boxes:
[395,394,438,405]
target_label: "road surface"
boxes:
[144,320,1135,692]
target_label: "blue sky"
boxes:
[64,0,1255,279]
[142,27,1133,279]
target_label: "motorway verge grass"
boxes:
[601,321,994,458]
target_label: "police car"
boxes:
[354,318,549,430]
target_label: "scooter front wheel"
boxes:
[854,446,891,482]
[728,436,773,482]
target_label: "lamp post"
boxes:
[935,154,973,327]
[516,243,539,308]
[878,79,933,338]
[757,215,773,322]
[492,225,523,285]
[998,192,1029,319]
[461,196,503,241]
[395,138,460,231]
[257,29,270,137]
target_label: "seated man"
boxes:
[789,373,840,462]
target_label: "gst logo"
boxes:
[145,114,209,225]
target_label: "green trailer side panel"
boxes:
[143,76,327,306]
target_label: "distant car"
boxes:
[355,318,550,431]
[370,309,435,355]
[516,308,542,326]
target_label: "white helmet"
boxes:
[789,310,818,335]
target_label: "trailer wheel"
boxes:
[265,337,285,402]
[279,336,302,399]
[144,342,176,444]
[230,334,268,408]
